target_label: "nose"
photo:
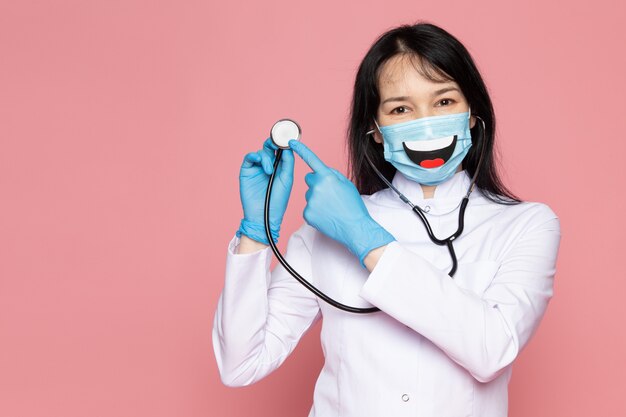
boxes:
[412,106,438,120]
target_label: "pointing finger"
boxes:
[289,140,329,173]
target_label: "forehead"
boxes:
[377,54,457,95]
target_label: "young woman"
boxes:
[213,22,561,417]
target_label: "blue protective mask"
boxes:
[376,110,473,186]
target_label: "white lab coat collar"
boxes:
[368,169,489,215]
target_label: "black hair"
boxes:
[347,22,520,203]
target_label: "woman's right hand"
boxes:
[236,137,294,245]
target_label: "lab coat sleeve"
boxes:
[359,204,561,383]
[212,224,321,387]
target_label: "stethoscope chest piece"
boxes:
[270,119,301,149]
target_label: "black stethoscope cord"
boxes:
[262,116,486,314]
[264,149,381,314]
[411,197,469,278]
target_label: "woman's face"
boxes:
[373,54,476,144]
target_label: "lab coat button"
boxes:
[401,394,410,402]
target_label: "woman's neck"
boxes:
[421,184,436,199]
[420,165,463,199]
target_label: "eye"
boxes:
[391,106,410,114]
[436,98,455,107]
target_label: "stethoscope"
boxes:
[264,116,486,314]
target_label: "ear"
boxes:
[370,126,383,144]
[470,114,477,129]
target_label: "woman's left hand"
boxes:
[289,140,395,267]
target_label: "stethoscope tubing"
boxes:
[264,149,381,314]
[411,197,469,277]
[262,116,485,314]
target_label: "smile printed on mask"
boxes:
[402,135,457,169]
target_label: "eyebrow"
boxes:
[381,96,410,105]
[433,86,460,95]
[380,86,461,105]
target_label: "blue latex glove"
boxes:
[289,140,395,267]
[236,137,294,245]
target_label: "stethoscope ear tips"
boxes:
[271,119,301,149]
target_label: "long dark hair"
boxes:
[347,22,520,203]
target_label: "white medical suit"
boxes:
[213,169,561,417]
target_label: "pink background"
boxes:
[1,1,624,416]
